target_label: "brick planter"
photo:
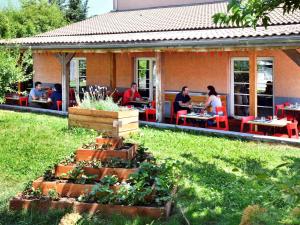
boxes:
[68,107,139,137]
[75,144,138,161]
[95,137,123,150]
[55,164,139,181]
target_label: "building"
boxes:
[2,0,300,122]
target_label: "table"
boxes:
[5,96,20,101]
[180,113,215,127]
[248,119,290,128]
[284,106,300,119]
[31,99,49,104]
[129,100,150,105]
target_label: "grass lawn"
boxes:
[0,109,300,225]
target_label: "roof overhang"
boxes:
[4,35,300,52]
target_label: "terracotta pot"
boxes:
[55,164,139,181]
[75,144,138,161]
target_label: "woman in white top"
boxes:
[205,85,222,115]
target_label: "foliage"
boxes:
[0,0,67,39]
[65,0,88,23]
[1,111,300,224]
[213,0,300,28]
[0,48,32,103]
[76,86,123,112]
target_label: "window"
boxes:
[136,58,156,100]
[231,58,274,117]
[70,58,87,93]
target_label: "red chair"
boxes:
[170,102,175,123]
[216,106,227,116]
[69,88,76,106]
[274,121,299,139]
[57,101,62,111]
[240,116,264,135]
[151,101,156,109]
[145,108,156,122]
[284,102,291,107]
[209,115,229,131]
[275,104,285,119]
[19,96,28,107]
[176,110,188,126]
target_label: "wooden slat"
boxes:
[249,51,257,117]
[69,114,114,124]
[118,122,139,132]
[155,52,164,122]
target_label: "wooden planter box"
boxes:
[55,164,139,181]
[9,198,74,212]
[75,144,138,161]
[68,107,139,137]
[32,177,119,198]
[95,137,123,150]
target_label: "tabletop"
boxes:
[31,99,49,104]
[5,96,20,101]
[247,119,290,127]
[129,100,150,105]
[180,113,215,120]
[284,106,300,112]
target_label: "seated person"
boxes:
[47,83,62,110]
[123,82,142,106]
[174,86,192,113]
[205,85,222,115]
[29,81,45,108]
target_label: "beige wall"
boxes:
[114,0,224,11]
[32,49,300,98]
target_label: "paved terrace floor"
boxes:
[1,104,299,147]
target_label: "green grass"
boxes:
[0,110,300,225]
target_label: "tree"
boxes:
[0,0,67,39]
[0,48,32,103]
[65,0,88,23]
[213,0,300,28]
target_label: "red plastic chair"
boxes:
[216,106,227,116]
[176,110,187,126]
[145,108,156,122]
[151,101,156,109]
[284,102,291,107]
[212,115,229,131]
[57,101,62,111]
[240,116,264,135]
[275,104,285,119]
[19,96,28,107]
[274,121,299,139]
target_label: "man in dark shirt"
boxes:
[48,83,62,110]
[174,86,192,113]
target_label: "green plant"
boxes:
[60,165,98,184]
[48,189,59,201]
[22,184,43,200]
[100,175,118,186]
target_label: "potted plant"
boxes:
[69,86,139,137]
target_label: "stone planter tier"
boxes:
[68,107,139,137]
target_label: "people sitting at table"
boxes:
[123,82,142,106]
[47,83,62,110]
[205,85,222,115]
[29,81,45,108]
[174,86,192,113]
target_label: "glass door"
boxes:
[231,58,250,116]
[231,58,274,117]
[257,58,274,116]
[70,58,87,94]
[136,58,156,100]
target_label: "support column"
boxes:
[56,53,75,112]
[110,53,117,90]
[249,50,257,117]
[155,51,165,122]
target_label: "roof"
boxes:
[2,1,300,49]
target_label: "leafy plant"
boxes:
[48,189,59,201]
[100,175,118,186]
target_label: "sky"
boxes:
[0,0,114,16]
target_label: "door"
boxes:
[135,58,156,100]
[70,58,87,94]
[231,58,274,117]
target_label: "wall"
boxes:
[33,53,61,84]
[33,49,300,101]
[114,0,225,11]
